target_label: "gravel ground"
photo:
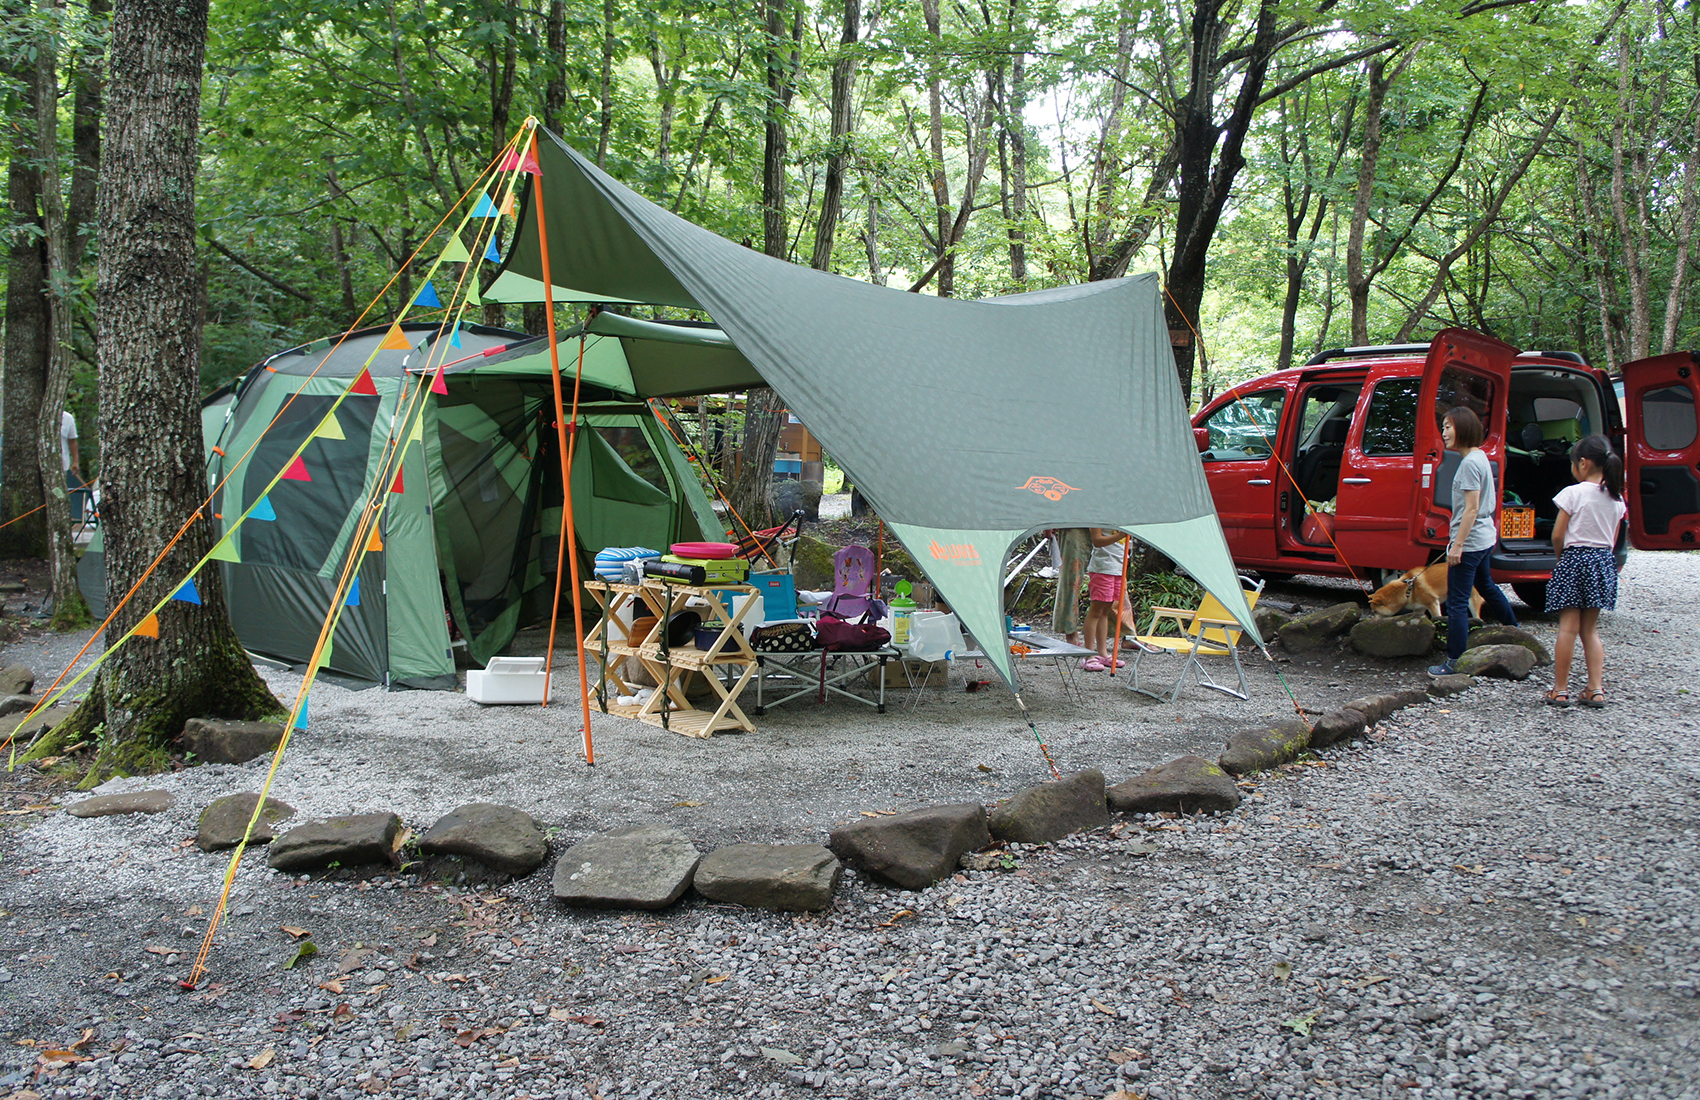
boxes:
[0,549,1694,1100]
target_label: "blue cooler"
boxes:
[751,572,797,621]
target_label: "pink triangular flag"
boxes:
[431,365,448,395]
[283,456,311,482]
[351,368,379,396]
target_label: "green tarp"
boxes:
[491,129,1260,692]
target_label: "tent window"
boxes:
[596,426,665,491]
[242,395,378,571]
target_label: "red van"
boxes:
[1192,329,1700,606]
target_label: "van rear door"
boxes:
[1621,351,1700,549]
[1409,329,1516,548]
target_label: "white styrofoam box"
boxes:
[466,656,548,705]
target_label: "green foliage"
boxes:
[1126,571,1204,636]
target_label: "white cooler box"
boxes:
[466,657,548,704]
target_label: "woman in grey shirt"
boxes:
[1429,406,1520,676]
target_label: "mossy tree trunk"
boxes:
[54,0,279,779]
[1,22,49,561]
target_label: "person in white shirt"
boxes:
[60,411,85,521]
[1542,435,1627,708]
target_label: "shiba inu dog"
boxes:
[1368,563,1483,620]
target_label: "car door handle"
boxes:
[1248,479,1272,486]
[1342,477,1371,484]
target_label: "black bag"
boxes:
[751,621,817,653]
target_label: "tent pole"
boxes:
[1109,537,1130,678]
[531,129,597,765]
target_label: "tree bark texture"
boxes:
[85,0,277,760]
[809,0,858,272]
[1,40,49,559]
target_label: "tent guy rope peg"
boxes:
[1013,693,1062,780]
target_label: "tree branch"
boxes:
[203,237,314,302]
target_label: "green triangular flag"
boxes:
[466,276,482,306]
[438,235,471,264]
[209,536,241,563]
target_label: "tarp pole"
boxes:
[1109,537,1130,678]
[531,128,596,765]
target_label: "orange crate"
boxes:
[1500,506,1535,539]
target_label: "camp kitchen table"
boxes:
[753,645,902,714]
[957,630,1097,704]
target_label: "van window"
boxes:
[1435,367,1495,435]
[1200,390,1284,460]
[1361,378,1421,455]
[1641,384,1697,451]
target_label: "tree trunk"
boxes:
[1344,56,1392,346]
[68,0,278,776]
[1,32,49,559]
[31,3,86,629]
[543,0,566,132]
[596,0,616,168]
[921,0,953,297]
[1001,0,1029,288]
[809,0,858,272]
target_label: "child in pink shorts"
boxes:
[1081,528,1129,670]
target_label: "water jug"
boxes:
[889,580,918,646]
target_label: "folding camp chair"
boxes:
[736,508,806,568]
[1128,578,1264,703]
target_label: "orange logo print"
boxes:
[1019,476,1080,501]
[928,539,981,564]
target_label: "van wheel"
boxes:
[1511,581,1547,609]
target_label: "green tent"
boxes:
[483,128,1259,693]
[201,321,720,687]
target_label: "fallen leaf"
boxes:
[1351,975,1391,990]
[318,980,343,994]
[332,1004,354,1021]
[70,1029,94,1051]
[38,1050,90,1066]
[283,941,318,970]
[454,1028,494,1048]
[762,1047,803,1065]
[1271,961,1293,981]
[1281,1010,1321,1036]
[336,947,373,975]
[281,927,310,939]
[496,1057,521,1069]
[1452,864,1485,875]
[6,1089,42,1100]
[1576,916,1588,927]
[144,946,175,956]
[704,975,729,985]
[859,811,880,818]
[673,800,704,807]
[1417,904,1443,915]
[1105,1091,1144,1100]
[419,933,438,947]
[247,1048,275,1070]
[1089,998,1116,1016]
[390,827,412,853]
[185,905,203,916]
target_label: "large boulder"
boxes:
[987,769,1109,844]
[1107,756,1241,815]
[1307,709,1368,748]
[772,480,824,522]
[790,535,836,592]
[1453,644,1536,681]
[268,812,402,873]
[1349,612,1436,658]
[0,695,37,719]
[178,718,285,766]
[0,665,36,697]
[1277,602,1362,653]
[552,824,701,909]
[1427,673,1475,698]
[11,706,76,743]
[1219,720,1309,775]
[828,803,991,890]
[420,803,548,876]
[196,792,295,851]
[1466,625,1551,666]
[66,790,175,818]
[1252,605,1294,641]
[693,843,841,911]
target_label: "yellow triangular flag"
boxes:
[311,412,346,441]
[406,415,424,444]
[466,277,482,306]
[366,527,384,552]
[209,536,241,563]
[379,321,413,351]
[438,235,471,264]
[134,613,159,639]
[315,639,334,668]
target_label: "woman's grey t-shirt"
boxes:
[1450,449,1499,552]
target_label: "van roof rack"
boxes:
[1305,344,1430,366]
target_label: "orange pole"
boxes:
[1109,535,1130,677]
[531,130,596,765]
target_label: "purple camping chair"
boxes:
[825,545,877,619]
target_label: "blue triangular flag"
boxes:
[470,193,498,218]
[413,282,442,308]
[346,577,360,607]
[484,239,501,263]
[251,495,276,522]
[293,696,309,730]
[173,579,201,605]
[449,321,462,348]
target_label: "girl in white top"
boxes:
[1543,435,1628,708]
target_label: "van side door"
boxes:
[1335,368,1425,573]
[1196,387,1288,562]
[1409,329,1516,548]
[1621,351,1700,549]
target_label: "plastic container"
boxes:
[466,657,547,704]
[908,612,963,662]
[694,622,726,650]
[889,580,917,646]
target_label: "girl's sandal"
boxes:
[1543,689,1571,708]
[1578,688,1607,709]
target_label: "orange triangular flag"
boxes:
[134,613,159,639]
[391,468,404,494]
[378,322,412,351]
[350,368,379,396]
[431,365,448,395]
[367,527,384,552]
[283,456,311,482]
[500,190,515,217]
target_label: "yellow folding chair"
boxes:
[1128,578,1263,703]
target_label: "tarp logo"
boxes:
[928,539,981,564]
[1018,476,1080,501]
